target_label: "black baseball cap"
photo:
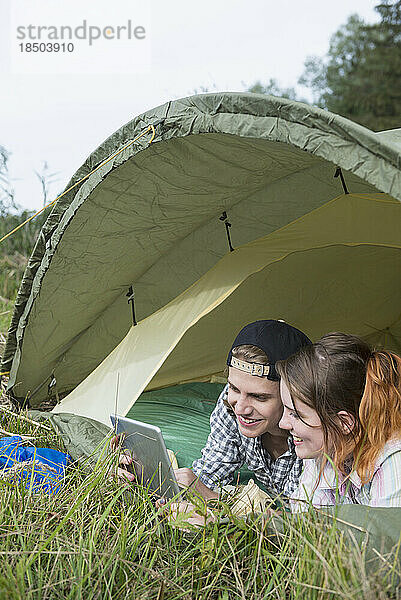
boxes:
[227,320,312,381]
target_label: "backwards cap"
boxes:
[227,320,311,381]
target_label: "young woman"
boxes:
[277,332,401,510]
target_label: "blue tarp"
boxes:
[0,436,70,493]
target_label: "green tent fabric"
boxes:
[29,409,111,466]
[46,191,401,425]
[270,505,401,580]
[1,93,400,409]
[323,505,401,559]
[5,94,400,582]
[126,382,224,468]
[321,505,401,577]
[127,382,254,483]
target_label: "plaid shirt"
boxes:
[290,438,401,511]
[192,384,302,497]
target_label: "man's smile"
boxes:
[236,414,263,427]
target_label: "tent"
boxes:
[1,93,400,426]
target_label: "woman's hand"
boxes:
[110,434,138,483]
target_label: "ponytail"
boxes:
[277,333,401,484]
[355,351,401,482]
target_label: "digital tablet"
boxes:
[110,414,181,499]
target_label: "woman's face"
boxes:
[278,379,324,459]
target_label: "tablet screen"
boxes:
[111,415,181,499]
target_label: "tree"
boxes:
[299,1,401,131]
[0,146,16,216]
[248,78,303,101]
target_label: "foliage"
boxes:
[0,209,46,257]
[0,147,17,217]
[0,145,53,337]
[248,79,304,101]
[299,1,401,130]
[0,210,48,337]
[0,253,27,336]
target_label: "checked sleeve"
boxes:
[192,385,244,490]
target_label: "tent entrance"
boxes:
[53,192,401,425]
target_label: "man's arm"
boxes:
[191,386,244,491]
[174,467,219,499]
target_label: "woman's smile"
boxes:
[292,435,304,444]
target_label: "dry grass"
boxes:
[0,400,398,599]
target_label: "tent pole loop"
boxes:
[47,372,59,403]
[334,167,350,194]
[219,211,234,252]
[126,286,137,326]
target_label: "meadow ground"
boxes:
[0,391,399,598]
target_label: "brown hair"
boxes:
[231,344,269,365]
[276,332,401,483]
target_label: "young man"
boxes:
[174,320,311,500]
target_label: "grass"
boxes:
[0,405,399,599]
[0,252,27,337]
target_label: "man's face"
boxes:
[227,366,284,438]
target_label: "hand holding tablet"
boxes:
[110,415,181,499]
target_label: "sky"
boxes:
[1,0,379,211]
